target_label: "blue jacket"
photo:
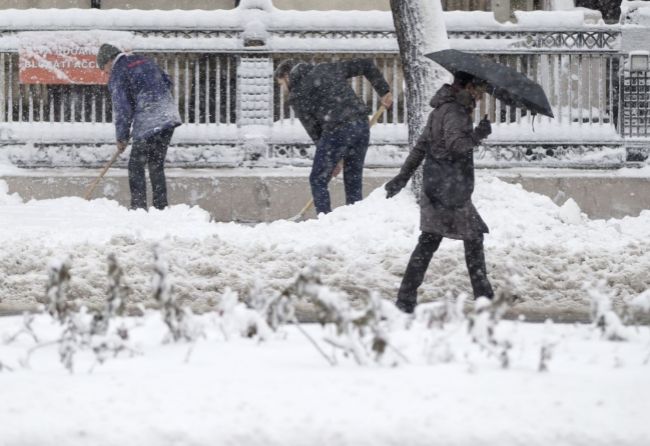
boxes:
[108,54,182,142]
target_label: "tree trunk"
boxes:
[390,0,450,195]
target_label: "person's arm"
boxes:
[297,112,322,143]
[443,106,487,158]
[162,70,173,92]
[385,113,431,198]
[109,66,135,148]
[398,129,428,179]
[340,59,391,106]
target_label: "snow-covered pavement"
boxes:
[0,312,649,446]
[2,174,650,320]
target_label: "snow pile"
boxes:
[1,175,649,321]
[558,198,584,224]
[0,180,21,205]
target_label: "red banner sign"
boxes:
[19,48,108,85]
[17,31,132,85]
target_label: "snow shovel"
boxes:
[289,105,387,222]
[83,149,121,200]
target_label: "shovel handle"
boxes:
[84,150,121,200]
[369,105,387,127]
[291,197,315,221]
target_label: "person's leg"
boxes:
[342,120,370,205]
[463,237,494,300]
[309,129,344,214]
[128,139,149,210]
[396,232,444,313]
[147,128,173,210]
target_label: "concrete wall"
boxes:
[3,168,650,222]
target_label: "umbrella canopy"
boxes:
[426,49,554,118]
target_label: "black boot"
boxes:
[464,237,494,300]
[395,232,443,313]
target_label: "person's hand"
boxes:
[117,140,128,154]
[385,174,409,198]
[380,92,393,109]
[474,115,492,140]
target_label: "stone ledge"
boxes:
[2,167,650,220]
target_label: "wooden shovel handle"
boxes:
[84,150,120,200]
[369,105,387,127]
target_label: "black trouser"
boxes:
[128,128,174,210]
[396,232,494,311]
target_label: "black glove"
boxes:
[385,175,409,198]
[474,116,492,141]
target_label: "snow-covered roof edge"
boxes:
[0,8,619,32]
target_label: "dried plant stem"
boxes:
[292,319,336,366]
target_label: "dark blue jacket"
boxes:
[108,54,181,142]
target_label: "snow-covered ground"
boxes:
[1,173,650,321]
[0,310,649,446]
[2,169,650,445]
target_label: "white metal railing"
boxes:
[472,53,619,132]
[0,6,631,167]
[0,53,238,126]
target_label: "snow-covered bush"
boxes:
[14,255,136,372]
[217,287,273,340]
[283,266,403,366]
[45,258,73,323]
[4,247,645,374]
[151,245,202,342]
[245,279,295,331]
[90,253,127,336]
[467,292,515,369]
[587,281,628,341]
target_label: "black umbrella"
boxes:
[425,49,554,118]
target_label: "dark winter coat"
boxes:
[287,59,390,142]
[109,53,182,143]
[396,84,488,240]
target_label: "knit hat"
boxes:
[96,43,121,70]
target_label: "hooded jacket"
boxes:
[109,54,182,142]
[395,84,488,240]
[287,59,390,142]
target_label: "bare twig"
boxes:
[293,319,336,366]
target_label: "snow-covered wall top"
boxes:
[0,8,616,32]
